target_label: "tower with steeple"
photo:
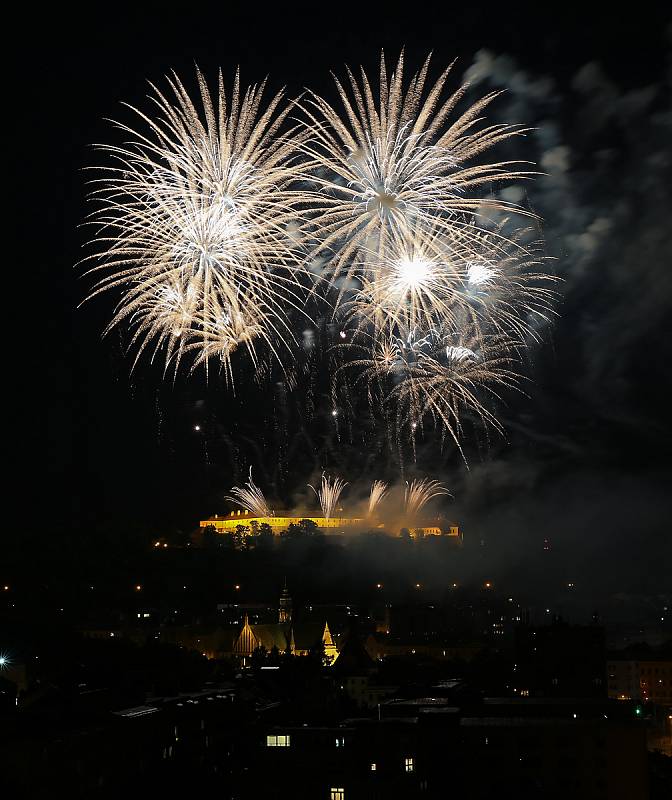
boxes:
[278,578,292,624]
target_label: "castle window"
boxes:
[330,789,345,800]
[405,757,415,773]
[266,734,290,747]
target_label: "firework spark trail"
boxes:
[225,467,271,517]
[309,473,348,519]
[83,68,311,382]
[404,478,450,519]
[368,480,389,516]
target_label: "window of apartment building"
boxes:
[370,763,377,771]
[266,734,291,747]
[335,736,345,747]
[330,788,345,800]
[405,757,415,773]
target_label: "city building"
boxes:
[607,656,672,705]
[514,619,606,697]
[255,697,649,799]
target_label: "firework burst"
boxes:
[340,325,521,456]
[225,467,271,517]
[309,473,348,519]
[307,52,556,450]
[299,51,535,283]
[368,480,389,516]
[82,56,557,457]
[341,221,554,346]
[84,68,309,381]
[404,477,450,518]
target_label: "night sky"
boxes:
[28,6,671,614]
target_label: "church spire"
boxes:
[279,578,292,624]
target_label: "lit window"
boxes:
[335,736,345,747]
[370,763,377,771]
[405,757,414,773]
[266,734,291,747]
[330,788,345,800]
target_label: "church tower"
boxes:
[278,578,292,624]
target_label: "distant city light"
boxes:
[331,409,338,417]
[234,585,241,590]
[376,583,383,589]
[2,586,8,591]
[484,582,492,588]
[194,424,201,431]
[135,585,142,591]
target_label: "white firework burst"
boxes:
[84,68,310,381]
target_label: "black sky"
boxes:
[19,5,671,606]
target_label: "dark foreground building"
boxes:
[257,697,648,800]
[5,685,650,799]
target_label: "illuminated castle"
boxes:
[199,511,461,541]
[200,510,364,534]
